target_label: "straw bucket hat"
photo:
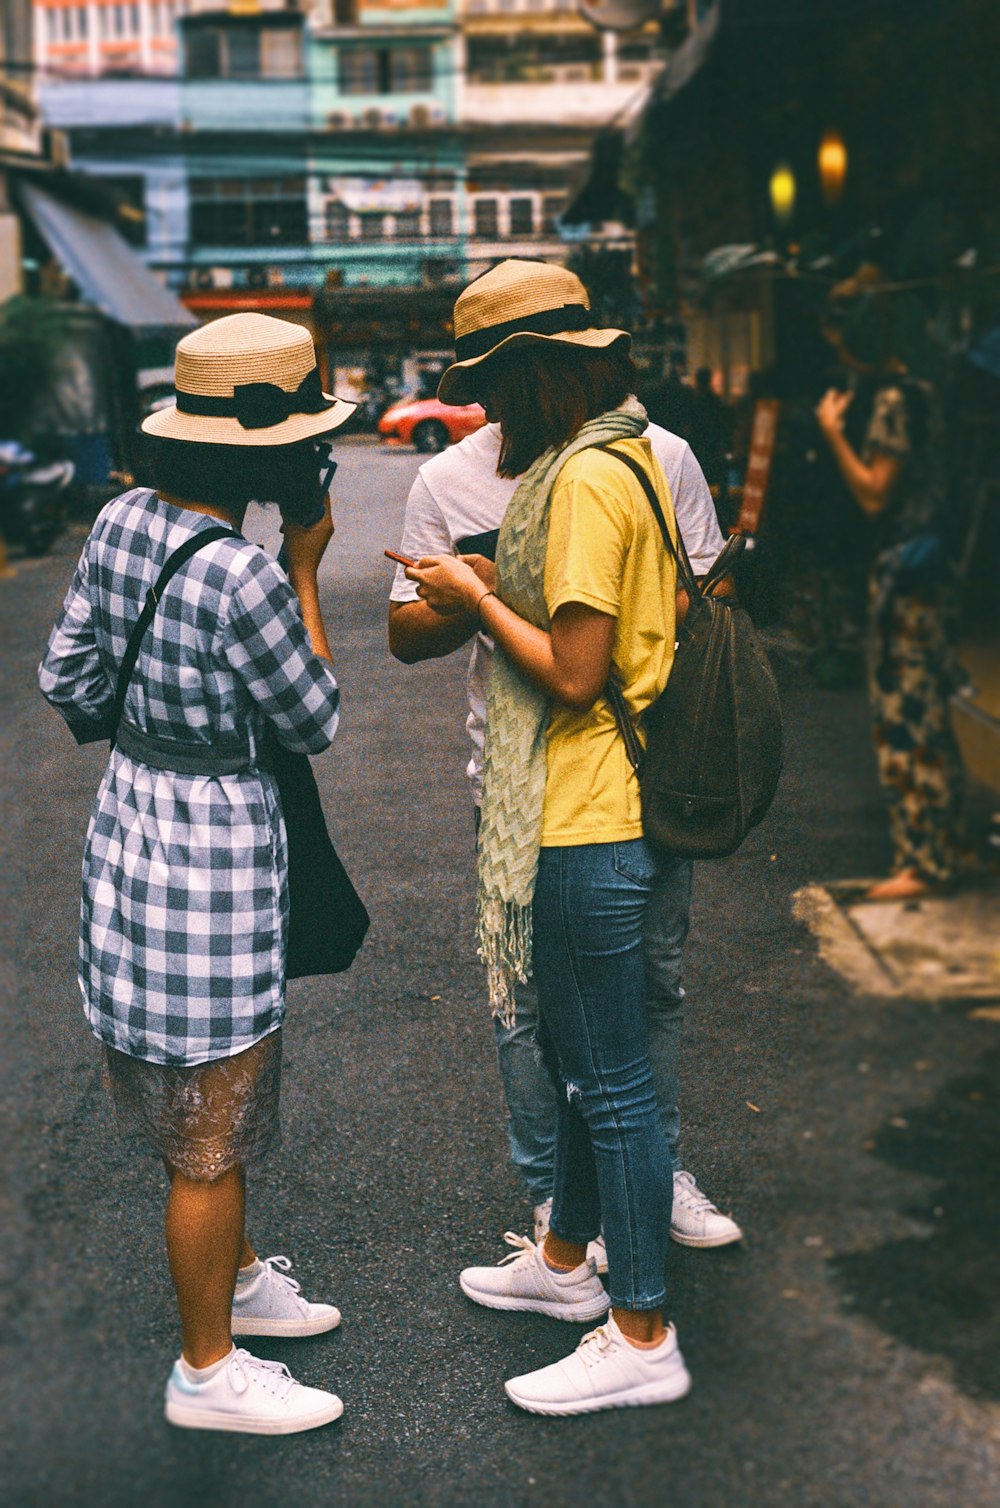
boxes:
[438,259,630,407]
[141,313,356,447]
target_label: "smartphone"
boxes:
[385,548,418,568]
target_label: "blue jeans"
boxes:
[493,845,690,1204]
[531,839,674,1311]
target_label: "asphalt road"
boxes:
[2,443,998,1508]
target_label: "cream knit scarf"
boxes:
[476,396,648,1024]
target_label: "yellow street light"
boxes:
[769,164,796,225]
[818,130,848,204]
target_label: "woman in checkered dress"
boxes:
[39,315,356,1436]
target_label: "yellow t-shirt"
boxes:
[540,437,677,847]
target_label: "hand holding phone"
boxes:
[385,548,418,568]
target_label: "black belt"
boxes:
[115,717,269,777]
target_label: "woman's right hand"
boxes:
[282,494,334,577]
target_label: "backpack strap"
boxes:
[110,525,238,750]
[595,440,701,599]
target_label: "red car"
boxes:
[377,395,486,453]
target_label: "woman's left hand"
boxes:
[406,555,489,616]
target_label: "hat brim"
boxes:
[438,327,630,407]
[140,394,357,447]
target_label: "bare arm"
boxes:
[388,554,496,664]
[406,555,615,713]
[388,599,479,663]
[282,496,334,661]
[816,389,903,518]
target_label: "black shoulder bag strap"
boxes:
[593,441,702,779]
[110,526,237,750]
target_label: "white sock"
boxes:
[179,1346,234,1384]
[236,1259,263,1286]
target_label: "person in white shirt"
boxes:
[388,415,743,1257]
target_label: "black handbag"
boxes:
[265,736,369,979]
[598,444,783,860]
[111,527,369,978]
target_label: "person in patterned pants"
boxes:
[817,266,964,900]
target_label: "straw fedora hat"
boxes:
[438,260,630,407]
[142,312,356,447]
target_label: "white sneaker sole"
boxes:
[669,1225,743,1249]
[459,1274,609,1324]
[505,1366,692,1416]
[231,1310,342,1338]
[165,1395,344,1435]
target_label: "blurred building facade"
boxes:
[33,0,672,393]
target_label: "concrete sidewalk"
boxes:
[794,878,1000,1009]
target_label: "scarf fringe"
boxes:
[477,894,532,1028]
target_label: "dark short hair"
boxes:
[480,341,635,478]
[137,433,324,515]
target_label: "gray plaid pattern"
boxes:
[39,489,341,1066]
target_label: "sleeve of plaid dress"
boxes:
[222,552,341,754]
[38,540,115,744]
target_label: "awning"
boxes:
[18,182,195,332]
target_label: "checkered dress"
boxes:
[39,489,341,1067]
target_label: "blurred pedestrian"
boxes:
[817,268,965,900]
[688,365,731,496]
[405,260,699,1415]
[642,347,694,441]
[39,314,352,1435]
[388,265,741,1265]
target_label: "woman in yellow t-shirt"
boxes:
[408,259,691,1417]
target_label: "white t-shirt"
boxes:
[389,419,725,804]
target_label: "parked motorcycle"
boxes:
[0,442,75,557]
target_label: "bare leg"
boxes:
[543,1231,586,1271]
[613,1306,667,1346]
[165,1162,246,1369]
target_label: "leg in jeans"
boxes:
[644,856,692,1173]
[531,839,673,1312]
[494,855,693,1202]
[492,975,557,1205]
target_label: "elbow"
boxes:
[553,675,605,715]
[387,615,422,665]
[388,632,420,666]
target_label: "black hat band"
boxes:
[454,304,594,363]
[176,366,329,430]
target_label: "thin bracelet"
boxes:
[477,590,497,622]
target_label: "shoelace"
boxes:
[673,1171,716,1213]
[229,1349,297,1401]
[260,1254,304,1297]
[577,1326,615,1369]
[498,1232,537,1267]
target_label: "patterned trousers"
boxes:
[867,579,964,883]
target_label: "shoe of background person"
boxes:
[670,1171,743,1249]
[533,1198,553,1245]
[231,1255,342,1338]
[504,1314,691,1416]
[165,1347,344,1435]
[460,1233,609,1322]
[588,1234,609,1276]
[533,1199,608,1276]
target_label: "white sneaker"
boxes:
[532,1200,608,1276]
[231,1255,342,1338]
[670,1171,743,1249]
[460,1233,609,1323]
[165,1347,344,1435]
[505,1314,691,1416]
